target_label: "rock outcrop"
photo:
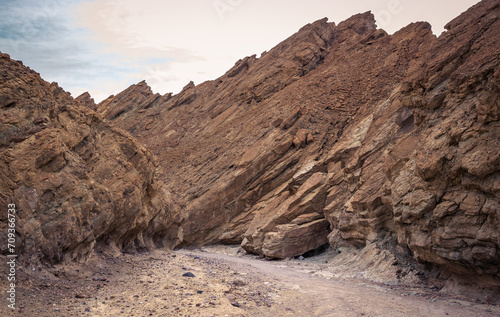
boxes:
[97,11,433,254]
[1,0,498,295]
[75,92,97,111]
[97,0,499,287]
[0,53,179,265]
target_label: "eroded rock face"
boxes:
[100,0,499,282]
[99,11,438,259]
[75,92,97,111]
[3,0,498,289]
[323,0,500,278]
[0,53,179,265]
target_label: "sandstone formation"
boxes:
[0,53,178,266]
[75,92,97,111]
[96,0,499,286]
[1,0,499,294]
[98,12,436,254]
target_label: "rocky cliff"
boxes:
[96,0,500,289]
[98,12,436,250]
[1,0,499,295]
[75,92,97,111]
[0,53,179,266]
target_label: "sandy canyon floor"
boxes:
[1,246,499,317]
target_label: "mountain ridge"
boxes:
[95,0,500,292]
[1,0,499,299]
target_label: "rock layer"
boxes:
[99,12,437,256]
[0,53,178,265]
[98,0,500,283]
[75,92,97,111]
[1,0,499,292]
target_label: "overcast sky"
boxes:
[0,0,481,103]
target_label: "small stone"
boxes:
[231,302,240,307]
[306,133,314,144]
[197,290,204,294]
[232,278,247,286]
[75,293,89,299]
[84,307,91,312]
[183,272,195,277]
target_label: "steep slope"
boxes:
[0,53,178,265]
[75,92,97,111]
[98,0,500,290]
[98,12,436,251]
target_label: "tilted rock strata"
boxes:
[2,0,498,291]
[99,0,500,284]
[0,53,178,265]
[75,92,97,111]
[99,12,438,257]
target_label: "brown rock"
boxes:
[293,129,309,148]
[99,2,500,281]
[75,92,97,111]
[0,52,178,264]
[306,133,314,144]
[96,80,161,121]
[2,0,499,294]
[261,218,330,259]
[273,135,293,155]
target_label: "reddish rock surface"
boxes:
[97,0,499,287]
[75,92,97,111]
[1,0,499,297]
[0,53,178,266]
[99,12,437,254]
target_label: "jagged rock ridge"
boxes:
[97,0,500,291]
[1,0,498,298]
[75,92,97,111]
[0,53,179,266]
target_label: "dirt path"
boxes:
[180,247,500,317]
[1,246,499,316]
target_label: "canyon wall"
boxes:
[99,0,499,280]
[1,0,498,290]
[0,53,179,266]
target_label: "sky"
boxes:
[0,0,481,103]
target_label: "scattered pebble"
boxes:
[6,247,496,317]
[75,293,89,299]
[232,278,247,286]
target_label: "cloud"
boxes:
[1,0,481,103]
[74,0,482,99]
[0,0,148,101]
